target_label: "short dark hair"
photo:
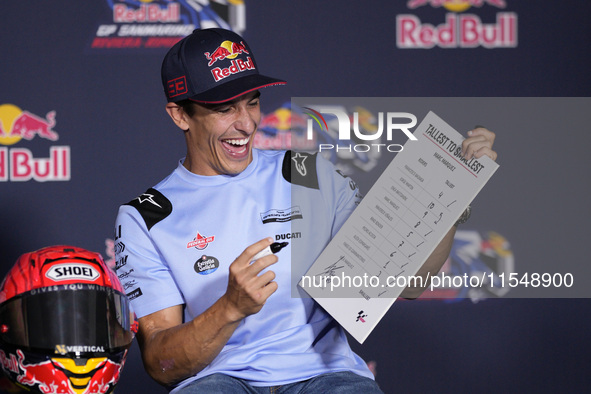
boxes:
[175,99,198,117]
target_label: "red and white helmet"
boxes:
[0,245,137,394]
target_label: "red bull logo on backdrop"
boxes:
[255,103,317,151]
[419,230,515,302]
[0,104,70,182]
[397,0,517,48]
[407,0,506,12]
[91,0,246,50]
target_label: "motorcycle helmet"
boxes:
[0,245,137,393]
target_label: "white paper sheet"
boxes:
[299,111,499,343]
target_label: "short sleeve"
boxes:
[114,205,185,318]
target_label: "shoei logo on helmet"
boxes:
[45,263,100,282]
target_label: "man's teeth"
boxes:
[225,137,249,146]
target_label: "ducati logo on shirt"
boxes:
[187,232,215,250]
[195,255,219,275]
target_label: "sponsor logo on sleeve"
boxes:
[126,287,143,300]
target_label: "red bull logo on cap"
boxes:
[204,40,249,66]
[204,40,255,82]
[0,104,70,182]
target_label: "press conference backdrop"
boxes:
[1,1,590,393]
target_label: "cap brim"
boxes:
[188,74,286,104]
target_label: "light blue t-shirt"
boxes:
[114,149,372,391]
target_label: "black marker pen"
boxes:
[252,242,288,261]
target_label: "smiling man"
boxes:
[114,28,496,393]
[166,90,262,176]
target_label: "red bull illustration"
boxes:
[0,104,58,146]
[91,1,246,50]
[255,103,316,151]
[259,105,308,134]
[398,0,517,49]
[17,350,70,393]
[407,0,506,12]
[10,111,57,142]
[113,1,181,23]
[420,230,515,301]
[85,358,123,394]
[15,349,125,394]
[0,104,70,182]
[205,40,248,66]
[203,40,255,82]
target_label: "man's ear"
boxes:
[165,103,190,131]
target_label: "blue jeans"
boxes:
[175,371,383,393]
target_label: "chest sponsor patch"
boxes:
[194,255,219,275]
[260,206,303,224]
[187,232,215,250]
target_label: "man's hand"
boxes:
[402,126,497,299]
[462,126,497,161]
[137,237,280,385]
[221,237,279,322]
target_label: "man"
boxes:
[115,28,497,393]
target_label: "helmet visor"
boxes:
[0,284,133,353]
